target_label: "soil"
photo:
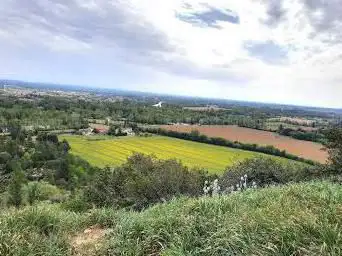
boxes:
[71,225,107,256]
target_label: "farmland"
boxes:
[160,125,328,163]
[59,135,293,173]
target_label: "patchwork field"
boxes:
[160,125,328,163]
[60,135,291,173]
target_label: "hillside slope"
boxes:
[1,182,342,255]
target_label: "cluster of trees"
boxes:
[142,128,316,165]
[325,128,342,173]
[277,125,326,144]
[84,154,210,210]
[0,95,271,130]
[107,125,127,136]
[0,126,96,207]
[0,96,88,130]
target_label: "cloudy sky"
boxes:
[1,0,342,108]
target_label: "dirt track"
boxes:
[160,125,328,163]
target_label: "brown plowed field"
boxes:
[160,125,328,163]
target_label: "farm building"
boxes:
[122,127,135,136]
[78,127,93,136]
[94,127,109,134]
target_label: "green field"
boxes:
[60,135,300,173]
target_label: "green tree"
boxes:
[325,128,342,173]
[278,124,284,132]
[108,125,118,136]
[27,182,39,205]
[7,167,26,208]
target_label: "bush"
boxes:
[61,191,91,212]
[0,192,8,208]
[84,153,211,210]
[325,128,342,174]
[0,152,11,165]
[7,168,26,208]
[219,157,320,191]
[37,133,59,144]
[23,181,66,205]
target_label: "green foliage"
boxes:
[0,93,295,130]
[278,127,326,144]
[325,128,342,174]
[26,182,38,205]
[24,182,65,205]
[61,191,90,212]
[108,125,127,136]
[7,168,26,208]
[37,133,59,144]
[219,157,321,190]
[84,153,210,210]
[0,152,11,164]
[0,131,96,191]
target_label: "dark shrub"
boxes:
[325,128,342,174]
[219,157,319,191]
[61,191,90,212]
[0,152,11,165]
[84,153,210,210]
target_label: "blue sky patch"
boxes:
[176,6,240,28]
[245,41,288,64]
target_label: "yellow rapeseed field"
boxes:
[60,135,294,173]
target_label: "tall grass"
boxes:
[0,204,85,256]
[1,182,342,255]
[102,181,342,255]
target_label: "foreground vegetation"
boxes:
[1,182,342,255]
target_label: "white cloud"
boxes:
[0,0,342,107]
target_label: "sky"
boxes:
[1,0,342,108]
